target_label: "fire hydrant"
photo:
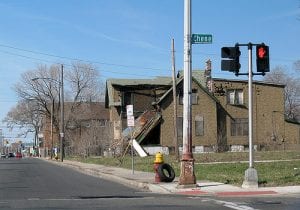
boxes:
[153,152,164,182]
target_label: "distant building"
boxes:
[40,102,110,157]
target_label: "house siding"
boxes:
[212,79,299,149]
[160,81,219,148]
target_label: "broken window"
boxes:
[122,92,133,112]
[195,115,204,136]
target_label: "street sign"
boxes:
[191,34,212,44]
[127,115,135,127]
[126,105,133,116]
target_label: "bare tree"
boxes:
[294,60,300,71]
[67,62,104,102]
[264,65,300,121]
[3,100,40,139]
[5,62,105,149]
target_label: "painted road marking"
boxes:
[199,198,259,210]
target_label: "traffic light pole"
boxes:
[247,43,254,169]
[221,42,269,188]
[241,43,258,188]
[234,43,259,188]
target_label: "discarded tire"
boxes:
[157,163,175,182]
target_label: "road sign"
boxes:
[191,34,212,44]
[127,115,135,127]
[126,105,133,116]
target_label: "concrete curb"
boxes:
[41,158,300,196]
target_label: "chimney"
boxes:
[205,59,213,92]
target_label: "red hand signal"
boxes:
[258,47,266,58]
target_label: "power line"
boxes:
[0,43,298,80]
[0,49,170,78]
[0,43,169,72]
[0,49,57,64]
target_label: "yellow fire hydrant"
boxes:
[153,152,164,182]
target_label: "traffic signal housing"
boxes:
[256,44,269,73]
[221,46,241,75]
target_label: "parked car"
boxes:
[7,153,15,158]
[1,153,6,158]
[16,152,22,158]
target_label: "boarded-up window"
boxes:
[195,115,204,136]
[231,118,248,136]
[179,89,198,105]
[177,117,183,137]
[227,89,243,105]
[192,89,198,105]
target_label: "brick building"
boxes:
[41,102,110,157]
[105,77,172,141]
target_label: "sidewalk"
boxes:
[45,158,300,197]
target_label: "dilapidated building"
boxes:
[104,69,300,154]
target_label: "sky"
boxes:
[0,0,299,142]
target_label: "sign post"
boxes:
[126,105,135,174]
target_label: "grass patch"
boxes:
[67,150,300,187]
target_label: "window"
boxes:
[192,89,198,104]
[179,89,198,105]
[227,89,243,105]
[177,117,183,137]
[231,118,248,136]
[122,92,133,112]
[195,115,204,136]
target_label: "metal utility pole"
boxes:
[60,64,64,162]
[171,38,179,160]
[248,44,254,169]
[179,0,196,186]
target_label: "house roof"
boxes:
[105,77,173,107]
[154,76,220,105]
[213,78,285,88]
[153,76,235,120]
[107,77,172,86]
[177,70,206,87]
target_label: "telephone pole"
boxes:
[171,38,179,160]
[60,64,64,162]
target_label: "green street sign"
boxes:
[191,34,212,44]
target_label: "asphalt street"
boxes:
[1,157,300,210]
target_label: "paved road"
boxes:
[1,157,300,210]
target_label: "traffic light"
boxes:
[221,46,241,75]
[256,44,269,73]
